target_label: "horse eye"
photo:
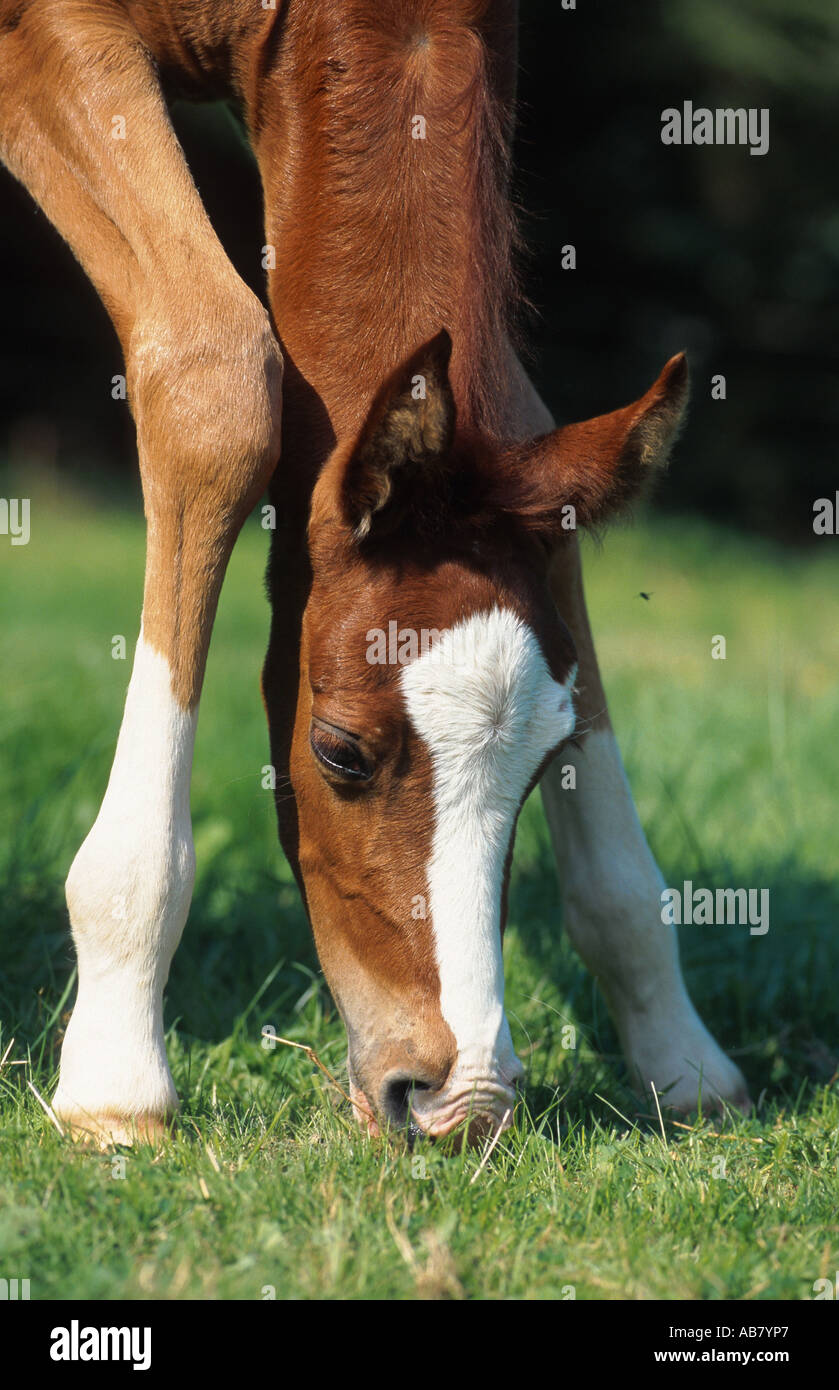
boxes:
[310,721,372,782]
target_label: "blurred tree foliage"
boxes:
[0,0,836,541]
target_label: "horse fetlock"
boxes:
[561,886,749,1112]
[53,971,178,1146]
[618,997,750,1116]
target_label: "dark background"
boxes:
[1,0,836,542]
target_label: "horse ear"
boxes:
[340,329,456,540]
[497,354,689,537]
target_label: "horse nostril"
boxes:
[379,1072,435,1128]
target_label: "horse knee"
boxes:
[128,290,283,523]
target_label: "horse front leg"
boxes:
[0,2,283,1142]
[541,539,749,1112]
[505,354,749,1112]
[54,317,282,1144]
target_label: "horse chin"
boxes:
[349,1077,381,1138]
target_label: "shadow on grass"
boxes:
[166,863,322,1042]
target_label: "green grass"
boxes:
[1,481,838,1300]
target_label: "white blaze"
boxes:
[400,608,576,1085]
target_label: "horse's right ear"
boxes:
[494,354,689,538]
[339,329,456,541]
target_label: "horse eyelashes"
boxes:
[310,723,372,781]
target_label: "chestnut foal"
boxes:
[0,0,747,1144]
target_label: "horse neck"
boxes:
[251,0,520,471]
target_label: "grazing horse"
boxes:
[0,0,748,1145]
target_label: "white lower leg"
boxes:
[53,634,197,1139]
[541,727,749,1110]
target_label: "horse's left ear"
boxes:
[497,354,689,537]
[341,329,456,540]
